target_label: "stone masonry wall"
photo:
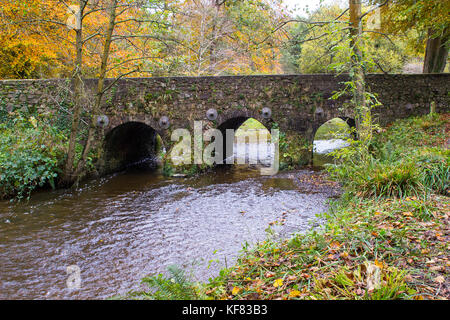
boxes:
[1,74,449,144]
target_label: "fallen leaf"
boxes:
[273,278,283,288]
[287,275,297,281]
[403,211,413,217]
[231,287,241,295]
[289,290,301,298]
[375,259,384,269]
[433,276,445,284]
[430,266,444,272]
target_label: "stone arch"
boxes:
[215,109,268,130]
[313,116,356,141]
[106,115,166,140]
[102,121,163,173]
[215,110,272,166]
[312,116,355,166]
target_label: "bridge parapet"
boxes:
[1,74,448,172]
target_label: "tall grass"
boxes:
[327,114,448,198]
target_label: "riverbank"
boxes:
[136,113,449,300]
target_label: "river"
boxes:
[0,141,342,300]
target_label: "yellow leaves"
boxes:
[288,290,301,298]
[273,278,283,288]
[231,287,241,295]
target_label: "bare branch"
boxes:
[360,0,390,20]
[101,69,140,94]
[362,30,396,45]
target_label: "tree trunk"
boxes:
[62,2,85,185]
[349,0,371,142]
[423,28,449,73]
[74,0,118,180]
[209,0,221,75]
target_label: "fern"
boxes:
[139,265,198,300]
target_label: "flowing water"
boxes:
[0,142,342,300]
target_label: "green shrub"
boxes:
[0,116,67,200]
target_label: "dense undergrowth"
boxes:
[0,103,70,200]
[0,103,93,201]
[128,113,449,300]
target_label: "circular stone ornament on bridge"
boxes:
[159,116,170,129]
[96,115,109,128]
[206,108,218,121]
[261,107,272,119]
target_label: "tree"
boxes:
[0,0,70,78]
[62,0,176,184]
[172,0,286,75]
[376,0,449,73]
[288,4,406,74]
[1,0,176,184]
[349,0,371,141]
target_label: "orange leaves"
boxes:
[0,0,69,78]
[374,259,385,270]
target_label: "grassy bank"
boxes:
[132,113,449,300]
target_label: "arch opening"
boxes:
[313,117,354,167]
[104,121,163,173]
[217,117,272,168]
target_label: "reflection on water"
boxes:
[314,139,350,155]
[313,139,350,167]
[0,144,339,300]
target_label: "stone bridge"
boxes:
[0,74,449,173]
